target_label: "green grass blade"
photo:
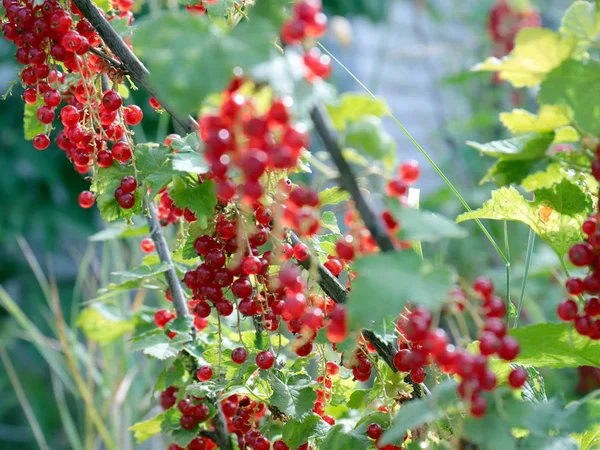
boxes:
[0,347,50,450]
[514,229,535,328]
[50,372,84,450]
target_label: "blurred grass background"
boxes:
[0,0,584,449]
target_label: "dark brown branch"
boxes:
[147,202,192,323]
[310,104,395,253]
[72,0,198,133]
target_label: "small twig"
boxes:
[88,46,127,72]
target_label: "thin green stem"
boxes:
[504,221,511,325]
[514,229,535,329]
[559,255,570,279]
[319,43,508,264]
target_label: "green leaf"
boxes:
[326,93,390,131]
[320,211,340,234]
[381,380,457,445]
[481,159,549,187]
[282,415,330,449]
[462,390,533,450]
[539,59,600,136]
[560,1,600,42]
[521,163,568,191]
[76,307,134,344]
[473,28,576,87]
[92,0,111,11]
[186,383,215,398]
[112,262,170,279]
[96,186,143,222]
[318,186,351,206]
[204,0,236,19]
[270,373,317,420]
[349,252,453,329]
[499,106,572,134]
[88,224,150,241]
[131,330,191,360]
[170,132,201,153]
[133,12,277,115]
[466,133,554,161]
[172,427,199,447]
[249,0,287,27]
[342,115,396,161]
[347,389,372,409]
[129,415,163,443]
[23,98,50,140]
[581,428,600,450]
[169,177,216,225]
[520,366,547,403]
[136,143,179,198]
[510,322,600,368]
[387,199,467,242]
[171,152,208,175]
[320,424,370,450]
[456,180,592,256]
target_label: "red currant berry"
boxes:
[102,90,122,111]
[232,347,248,364]
[557,299,578,321]
[78,191,95,208]
[196,366,213,381]
[569,243,595,267]
[33,134,50,150]
[256,350,275,370]
[120,175,137,193]
[367,423,383,440]
[508,368,527,389]
[398,160,420,184]
[123,105,143,125]
[140,238,155,254]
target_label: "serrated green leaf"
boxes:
[131,330,191,360]
[23,98,50,140]
[96,185,143,222]
[560,1,600,42]
[510,322,600,368]
[320,211,340,234]
[169,177,216,223]
[134,12,277,115]
[282,415,330,449]
[270,373,317,420]
[204,0,236,19]
[381,380,457,445]
[554,126,580,143]
[539,59,600,136]
[170,132,201,153]
[92,0,111,12]
[77,307,134,344]
[343,115,396,161]
[473,28,576,87]
[499,106,572,134]
[463,390,533,450]
[387,199,467,242]
[347,389,372,409]
[349,252,453,329]
[466,133,554,161]
[521,163,568,191]
[172,427,198,447]
[456,180,591,256]
[318,187,351,206]
[481,159,549,187]
[136,143,180,198]
[129,415,163,443]
[326,93,390,131]
[320,424,370,450]
[171,152,208,175]
[186,383,214,398]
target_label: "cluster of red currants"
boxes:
[1,0,149,210]
[392,277,525,418]
[280,0,331,81]
[559,214,600,339]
